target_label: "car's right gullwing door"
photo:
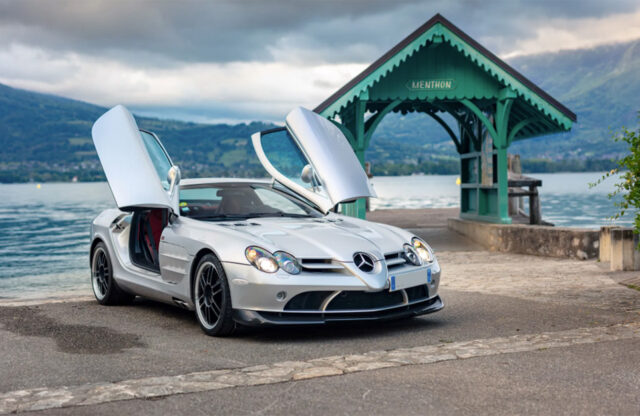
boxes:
[251,107,376,213]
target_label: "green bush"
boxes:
[591,114,640,247]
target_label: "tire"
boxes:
[193,253,235,336]
[91,241,135,305]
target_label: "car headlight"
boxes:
[245,246,279,273]
[403,243,422,266]
[274,251,301,275]
[412,237,434,263]
[245,246,301,274]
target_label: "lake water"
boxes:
[0,172,633,299]
[369,172,632,228]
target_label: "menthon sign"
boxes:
[406,79,456,91]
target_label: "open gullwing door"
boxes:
[252,107,375,213]
[91,105,180,212]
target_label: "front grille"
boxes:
[283,285,430,312]
[353,252,375,273]
[285,291,334,311]
[299,258,344,272]
[384,251,408,269]
[405,284,429,301]
[326,290,404,310]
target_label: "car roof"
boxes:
[180,177,273,187]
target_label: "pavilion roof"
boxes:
[314,14,576,139]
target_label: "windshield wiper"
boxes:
[246,212,312,218]
[191,212,312,221]
[192,214,250,222]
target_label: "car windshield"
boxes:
[178,183,322,221]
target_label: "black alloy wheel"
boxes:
[193,253,235,336]
[91,241,135,305]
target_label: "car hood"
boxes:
[219,215,412,262]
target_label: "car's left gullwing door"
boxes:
[251,106,376,213]
[92,105,180,212]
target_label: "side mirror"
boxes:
[301,164,314,184]
[167,165,181,195]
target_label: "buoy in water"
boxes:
[36,184,42,189]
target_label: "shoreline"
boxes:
[0,294,93,307]
[0,169,623,185]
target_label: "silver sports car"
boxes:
[90,105,443,336]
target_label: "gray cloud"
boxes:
[1,0,639,123]
[1,0,638,66]
[0,0,422,64]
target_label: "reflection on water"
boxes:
[0,172,634,299]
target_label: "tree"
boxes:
[591,114,640,248]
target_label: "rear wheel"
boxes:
[193,254,235,336]
[91,242,135,305]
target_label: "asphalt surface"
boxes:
[34,338,640,416]
[2,287,630,393]
[1,214,639,414]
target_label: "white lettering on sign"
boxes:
[406,79,456,91]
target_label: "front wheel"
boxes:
[91,242,135,305]
[193,254,235,336]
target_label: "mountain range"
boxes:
[0,83,274,182]
[1,38,638,182]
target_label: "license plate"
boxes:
[389,268,431,292]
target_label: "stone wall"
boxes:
[447,218,600,259]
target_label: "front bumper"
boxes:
[223,260,441,312]
[233,294,444,326]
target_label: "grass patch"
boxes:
[625,284,640,292]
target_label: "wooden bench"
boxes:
[508,176,543,225]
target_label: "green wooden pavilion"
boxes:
[314,14,576,223]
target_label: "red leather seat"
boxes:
[140,209,167,267]
[147,209,165,249]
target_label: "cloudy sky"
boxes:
[1,0,639,123]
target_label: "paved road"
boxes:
[1,224,639,414]
[31,338,640,416]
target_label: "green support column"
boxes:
[340,94,368,219]
[494,88,516,224]
[460,92,514,224]
[496,147,510,223]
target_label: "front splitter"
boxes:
[233,295,444,326]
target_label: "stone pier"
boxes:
[608,227,640,271]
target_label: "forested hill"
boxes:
[0,83,274,182]
[508,38,639,160]
[1,38,639,182]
